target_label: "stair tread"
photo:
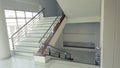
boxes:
[15,51,34,57]
[15,50,35,54]
[15,47,39,53]
[15,45,39,47]
[13,16,58,57]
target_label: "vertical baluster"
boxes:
[69,54,71,59]
[64,52,67,59]
[11,37,15,55]
[49,48,51,56]
[58,52,60,58]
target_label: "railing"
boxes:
[10,7,72,60]
[11,8,45,50]
[46,45,72,59]
[37,14,72,60]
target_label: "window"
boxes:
[5,10,16,18]
[4,10,42,50]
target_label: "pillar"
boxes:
[101,0,120,68]
[0,0,11,59]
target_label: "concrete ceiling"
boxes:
[57,0,101,18]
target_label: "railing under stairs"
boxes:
[11,8,72,60]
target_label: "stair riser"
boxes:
[26,33,50,37]
[15,42,39,46]
[16,47,39,53]
[14,16,58,57]
[15,52,33,57]
[27,30,46,34]
[30,28,48,30]
[20,37,47,42]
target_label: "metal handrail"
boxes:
[37,14,72,59]
[38,16,58,43]
[11,8,45,38]
[48,45,71,56]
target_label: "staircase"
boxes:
[10,8,73,63]
[14,17,58,57]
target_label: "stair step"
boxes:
[15,51,34,57]
[26,33,50,37]
[32,25,50,28]
[15,41,45,47]
[30,28,48,30]
[39,21,53,23]
[16,42,39,46]
[13,16,58,57]
[36,23,52,26]
[32,26,49,28]
[27,30,46,34]
[42,17,57,19]
[15,46,39,53]
[20,37,47,42]
[20,37,40,42]
[16,44,39,48]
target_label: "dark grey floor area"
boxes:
[65,50,96,65]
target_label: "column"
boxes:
[101,0,120,68]
[0,0,11,59]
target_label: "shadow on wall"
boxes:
[40,0,63,17]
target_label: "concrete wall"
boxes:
[2,0,41,11]
[63,23,100,48]
[55,33,64,48]
[57,0,101,18]
[101,0,120,68]
[40,0,63,17]
[0,0,10,59]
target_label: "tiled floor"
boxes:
[0,56,100,68]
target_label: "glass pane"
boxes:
[26,19,30,22]
[4,10,16,18]
[25,12,32,18]
[6,19,16,25]
[33,12,37,16]
[17,19,25,25]
[33,19,39,23]
[16,11,25,18]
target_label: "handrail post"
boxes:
[49,48,51,56]
[64,52,67,59]
[58,52,60,58]
[11,37,15,51]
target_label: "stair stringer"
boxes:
[49,18,67,46]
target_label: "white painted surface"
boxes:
[113,0,120,68]
[67,16,100,23]
[0,0,11,59]
[49,18,67,46]
[57,0,101,18]
[0,56,100,68]
[101,0,120,68]
[34,56,46,63]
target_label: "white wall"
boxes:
[2,0,41,11]
[66,16,100,24]
[55,33,64,48]
[49,18,67,46]
[63,23,100,48]
[57,0,101,18]
[0,0,10,59]
[101,0,120,68]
